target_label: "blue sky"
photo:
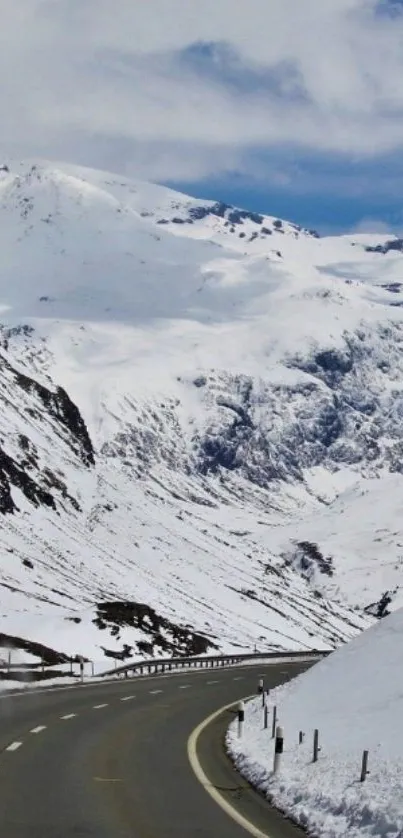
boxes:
[163,22,403,234]
[2,0,403,235]
[167,150,403,235]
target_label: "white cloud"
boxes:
[351,217,403,235]
[351,218,394,234]
[1,1,403,181]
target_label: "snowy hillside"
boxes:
[227,607,403,838]
[1,158,403,664]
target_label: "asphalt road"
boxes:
[0,660,313,837]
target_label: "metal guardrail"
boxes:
[99,648,330,679]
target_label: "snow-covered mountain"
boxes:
[1,158,403,665]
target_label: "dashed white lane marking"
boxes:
[149,689,163,695]
[93,704,108,709]
[6,742,22,752]
[179,684,191,689]
[30,726,46,734]
[61,713,77,720]
[206,680,219,685]
[120,695,135,702]
[233,677,244,681]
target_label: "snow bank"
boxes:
[227,609,403,838]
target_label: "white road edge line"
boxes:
[30,726,46,734]
[61,713,77,720]
[187,694,270,838]
[93,704,108,709]
[6,741,22,752]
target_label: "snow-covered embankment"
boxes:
[227,610,403,838]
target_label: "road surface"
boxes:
[0,660,313,837]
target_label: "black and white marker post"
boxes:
[237,701,245,739]
[258,678,264,695]
[273,725,284,774]
[271,704,277,739]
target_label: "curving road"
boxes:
[0,661,312,837]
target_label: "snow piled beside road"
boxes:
[227,610,403,838]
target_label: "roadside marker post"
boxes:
[237,701,245,739]
[271,705,277,739]
[360,750,370,782]
[313,729,320,763]
[273,726,284,774]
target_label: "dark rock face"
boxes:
[14,368,94,467]
[286,542,334,581]
[161,201,320,239]
[93,601,218,658]
[185,325,403,487]
[98,320,403,503]
[0,445,56,514]
[99,320,403,498]
[187,201,263,225]
[381,283,402,293]
[365,239,403,254]
[0,351,94,514]
[0,632,71,664]
[364,591,394,619]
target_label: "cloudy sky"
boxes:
[2,0,403,232]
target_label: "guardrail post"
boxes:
[237,701,245,738]
[299,731,305,745]
[273,726,284,774]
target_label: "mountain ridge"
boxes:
[0,157,402,666]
